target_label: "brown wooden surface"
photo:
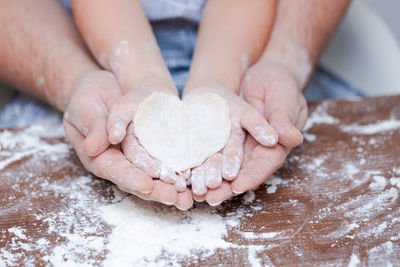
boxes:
[0,95,400,266]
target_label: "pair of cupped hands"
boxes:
[63,60,308,210]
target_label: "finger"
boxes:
[295,96,308,131]
[64,110,109,157]
[107,95,139,145]
[133,182,193,210]
[133,180,178,206]
[64,120,153,194]
[82,119,110,157]
[205,181,233,206]
[231,144,289,194]
[181,169,191,180]
[239,104,278,147]
[174,174,187,192]
[242,135,257,167]
[159,163,178,184]
[269,113,303,148]
[121,123,161,179]
[176,190,193,210]
[222,121,245,180]
[193,192,206,202]
[263,80,305,148]
[205,153,223,189]
[191,164,207,196]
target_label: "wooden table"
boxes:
[0,95,399,266]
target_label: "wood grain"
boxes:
[0,95,399,266]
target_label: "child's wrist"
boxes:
[184,75,240,97]
[119,71,177,95]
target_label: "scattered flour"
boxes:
[0,125,281,265]
[303,104,338,131]
[2,115,400,266]
[7,227,27,240]
[246,245,264,267]
[243,190,256,203]
[303,133,316,142]
[374,222,388,237]
[100,196,232,266]
[369,176,387,191]
[347,254,360,267]
[341,118,400,135]
[241,232,281,239]
[265,176,283,194]
[342,188,398,219]
[367,241,399,266]
[390,177,400,189]
[344,163,359,177]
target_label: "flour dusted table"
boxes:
[0,95,399,266]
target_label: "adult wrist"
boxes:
[260,44,313,89]
[45,62,100,112]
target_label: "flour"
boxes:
[0,126,70,172]
[390,177,400,189]
[303,103,338,131]
[344,163,359,177]
[347,254,360,267]
[303,133,316,142]
[241,231,281,239]
[369,175,387,190]
[243,190,255,203]
[100,196,233,266]
[0,124,280,265]
[246,245,264,267]
[341,188,398,219]
[7,227,27,240]
[264,175,284,194]
[341,118,400,135]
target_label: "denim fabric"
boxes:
[0,20,364,128]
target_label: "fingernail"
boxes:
[209,201,223,207]
[254,127,278,146]
[111,121,125,140]
[232,189,244,195]
[260,134,278,146]
[176,206,189,211]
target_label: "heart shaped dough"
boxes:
[134,92,231,172]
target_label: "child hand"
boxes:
[183,84,279,199]
[106,79,191,193]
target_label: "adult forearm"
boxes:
[261,0,350,87]
[186,0,277,93]
[0,0,99,111]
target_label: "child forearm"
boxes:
[185,0,277,93]
[0,0,99,111]
[71,0,175,93]
[261,0,350,87]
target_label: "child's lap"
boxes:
[0,20,364,128]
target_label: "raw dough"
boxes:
[134,92,231,172]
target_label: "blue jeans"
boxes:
[0,20,364,128]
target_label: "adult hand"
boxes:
[204,60,308,205]
[183,84,279,199]
[63,70,193,210]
